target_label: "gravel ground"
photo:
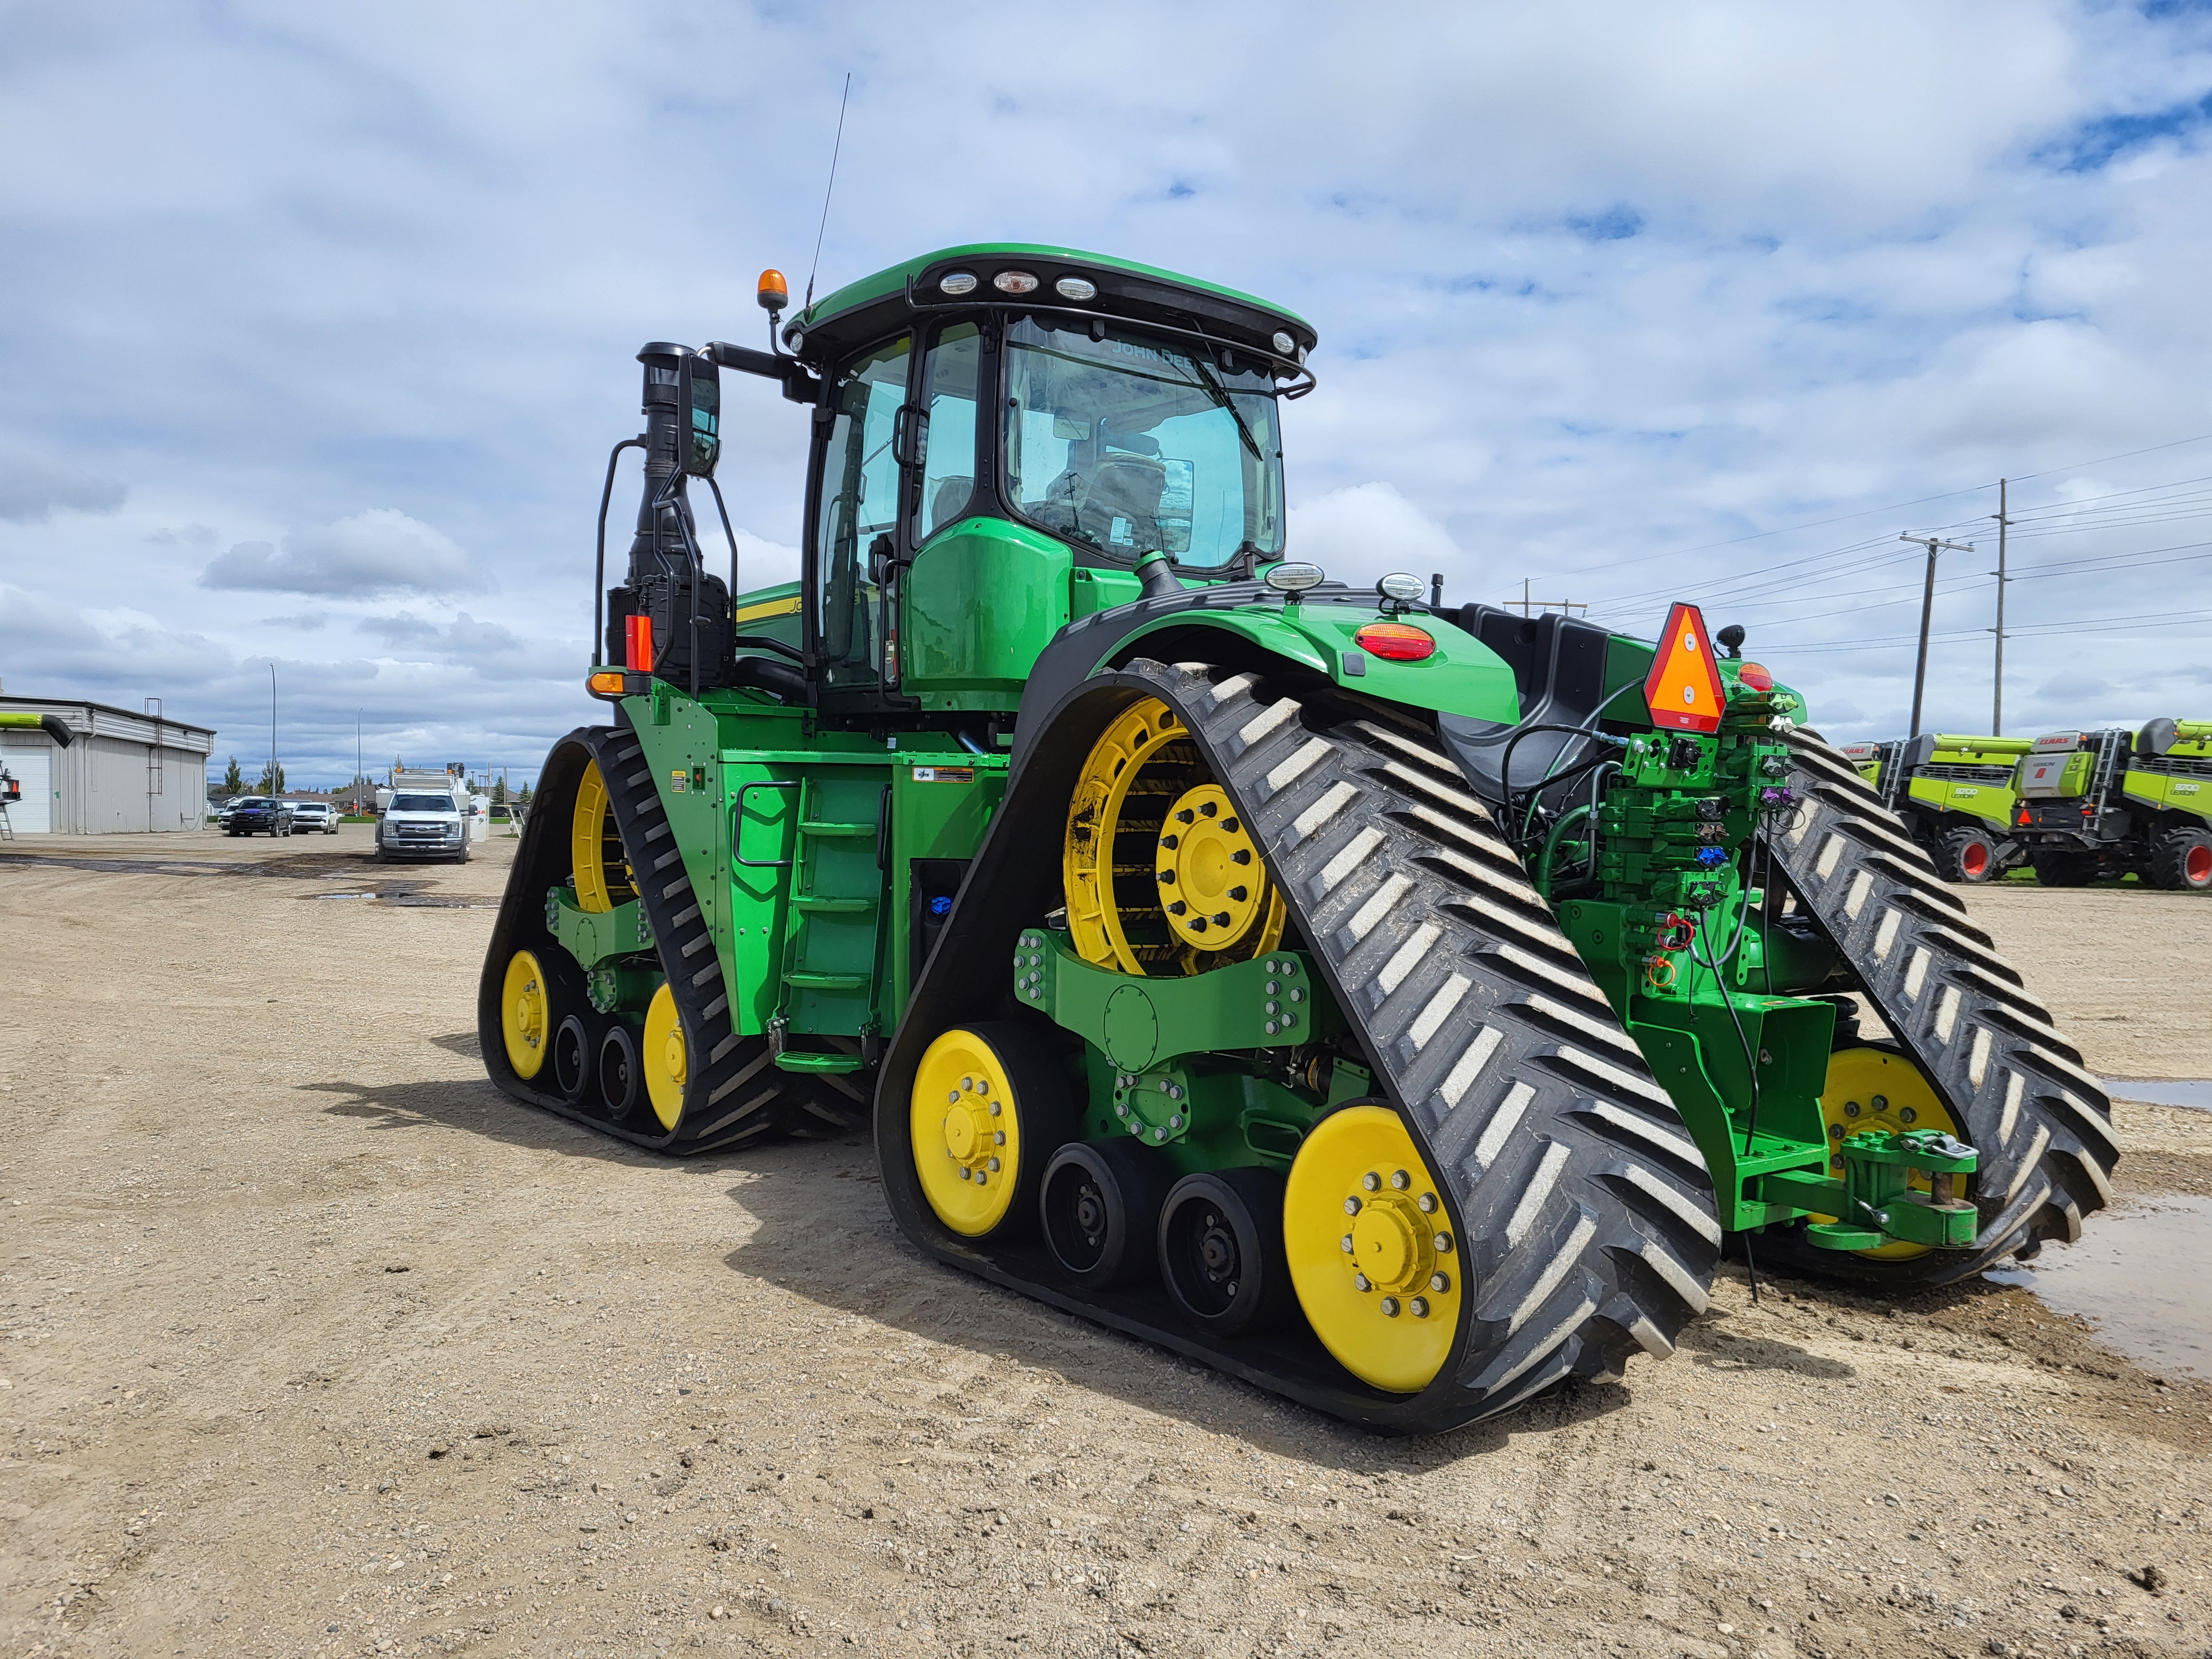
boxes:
[2,831,2206,1659]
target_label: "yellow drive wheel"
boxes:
[911,1026,1033,1237]
[642,982,686,1131]
[1063,697,1281,976]
[1815,1045,1963,1260]
[570,759,635,914]
[1285,1105,1462,1394]
[501,950,551,1080]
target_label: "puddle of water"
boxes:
[1984,1193,2212,1380]
[2101,1077,2212,1112]
[305,892,378,901]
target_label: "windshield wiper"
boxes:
[1191,358,1267,463]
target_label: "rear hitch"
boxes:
[1758,1128,1980,1251]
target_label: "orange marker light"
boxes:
[1642,602,1728,733]
[625,613,655,672]
[587,670,627,697]
[1353,622,1436,661]
[1735,661,1774,692]
[758,269,789,312]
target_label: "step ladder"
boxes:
[769,776,888,1074]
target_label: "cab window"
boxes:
[912,321,980,542]
[813,336,911,685]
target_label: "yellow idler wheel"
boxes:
[1814,1044,1963,1261]
[1064,697,1187,974]
[570,759,634,914]
[501,950,551,1080]
[642,982,686,1131]
[1154,782,1286,957]
[911,1027,1036,1237]
[1285,1105,1462,1394]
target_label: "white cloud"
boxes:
[1287,483,1461,589]
[3,1,2212,769]
[0,453,124,523]
[200,509,489,597]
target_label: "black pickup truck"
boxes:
[225,796,294,837]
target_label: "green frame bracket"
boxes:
[1011,929,1342,1069]
[547,884,655,969]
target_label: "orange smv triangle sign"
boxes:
[1644,601,1728,733]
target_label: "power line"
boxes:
[1553,430,2212,583]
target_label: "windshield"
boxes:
[1003,317,1284,569]
[391,794,454,813]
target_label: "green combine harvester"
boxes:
[1849,724,2212,890]
[1842,734,2035,882]
[479,245,2118,1432]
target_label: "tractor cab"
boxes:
[608,245,1316,726]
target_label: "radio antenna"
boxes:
[802,72,852,315]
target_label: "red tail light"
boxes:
[1353,622,1436,661]
[1735,661,1773,692]
[625,614,654,672]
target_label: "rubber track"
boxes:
[1769,727,2119,1281]
[478,718,817,1154]
[883,660,1724,1432]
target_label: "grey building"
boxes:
[0,696,215,834]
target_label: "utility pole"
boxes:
[1509,577,1589,619]
[1901,533,1975,740]
[1991,479,2010,735]
[269,664,278,794]
[356,711,363,815]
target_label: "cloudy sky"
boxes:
[4,1,2211,787]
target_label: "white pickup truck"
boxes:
[375,782,469,864]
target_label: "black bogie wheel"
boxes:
[1933,824,1999,884]
[1157,1165,1294,1337]
[1040,1139,1169,1289]
[2148,824,2212,891]
[597,1022,641,1120]
[552,1013,593,1103]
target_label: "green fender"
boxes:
[1099,604,1524,724]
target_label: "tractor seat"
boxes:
[927,476,974,537]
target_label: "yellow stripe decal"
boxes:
[732,596,801,625]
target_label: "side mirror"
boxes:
[680,353,721,478]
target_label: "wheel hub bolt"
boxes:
[1417,1193,1437,1214]
[1390,1170,1410,1190]
[1361,1172,1381,1192]
[1429,1271,1450,1292]
[987,1157,1001,1172]
[1343,1197,1362,1215]
[1340,1235,1354,1254]
[1379,1297,1400,1318]
[994,1130,1005,1145]
[1353,1274,1371,1292]
[1433,1231,1453,1253]
[989,1101,1003,1117]
[1408,1297,1428,1318]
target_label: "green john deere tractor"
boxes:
[479,244,2118,1432]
